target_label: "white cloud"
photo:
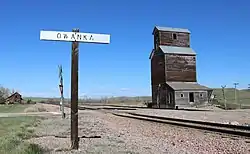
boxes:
[120,88,130,91]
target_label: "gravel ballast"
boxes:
[129,109,250,125]
[26,109,250,154]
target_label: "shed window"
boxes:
[180,93,184,98]
[172,33,177,40]
[200,93,203,97]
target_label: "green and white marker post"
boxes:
[58,65,65,119]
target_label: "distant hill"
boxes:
[23,88,250,107]
[212,88,250,105]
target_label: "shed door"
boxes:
[189,92,194,103]
[168,92,174,106]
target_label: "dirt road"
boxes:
[0,112,61,117]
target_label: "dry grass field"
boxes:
[0,104,43,154]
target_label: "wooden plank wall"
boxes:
[159,31,190,47]
[165,54,197,82]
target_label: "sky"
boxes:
[0,0,250,98]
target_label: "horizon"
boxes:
[21,87,250,99]
[1,0,250,98]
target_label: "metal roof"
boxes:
[159,46,196,55]
[166,82,211,91]
[153,26,191,34]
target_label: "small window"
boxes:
[180,93,184,98]
[172,33,177,40]
[200,93,203,97]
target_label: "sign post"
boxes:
[40,29,110,150]
[71,28,79,149]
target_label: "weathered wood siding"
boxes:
[151,84,168,108]
[151,85,158,107]
[151,52,165,85]
[175,91,208,107]
[6,93,22,104]
[154,31,160,49]
[165,54,197,82]
[166,86,175,108]
[152,84,176,109]
[159,31,190,47]
[158,84,167,108]
[151,52,166,106]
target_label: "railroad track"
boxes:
[111,112,250,138]
[44,102,211,111]
[80,104,211,111]
[43,102,250,138]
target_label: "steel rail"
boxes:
[128,113,250,131]
[41,102,250,137]
[112,112,250,138]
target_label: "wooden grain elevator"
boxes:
[149,26,213,109]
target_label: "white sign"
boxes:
[40,30,110,44]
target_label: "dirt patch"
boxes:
[24,103,70,113]
[24,104,47,112]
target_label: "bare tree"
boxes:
[0,86,11,98]
[0,86,11,103]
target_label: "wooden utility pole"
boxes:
[233,82,239,108]
[71,28,79,149]
[221,85,227,110]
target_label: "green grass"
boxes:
[0,104,31,113]
[0,116,43,154]
[23,97,49,102]
[212,88,250,104]
[211,88,250,109]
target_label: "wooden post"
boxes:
[40,28,110,150]
[233,83,239,109]
[59,65,65,119]
[71,28,79,149]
